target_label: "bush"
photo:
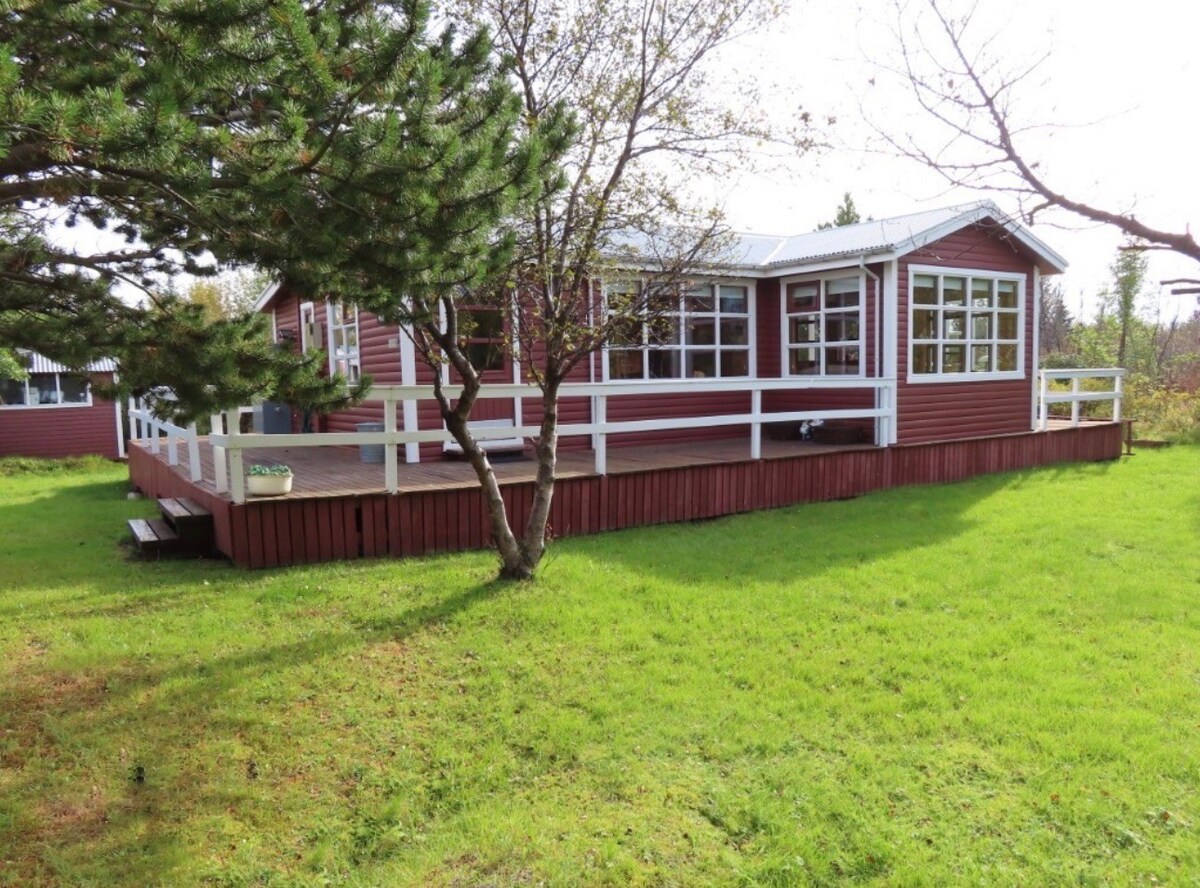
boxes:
[1124,379,1200,442]
[0,455,116,477]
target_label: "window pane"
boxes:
[997,280,1019,308]
[913,309,938,340]
[719,285,748,313]
[789,347,820,375]
[648,350,681,379]
[29,373,58,404]
[997,312,1019,340]
[647,315,679,346]
[606,282,641,313]
[467,342,504,371]
[825,277,860,308]
[942,345,966,373]
[997,344,1018,371]
[609,350,644,379]
[609,316,643,347]
[683,285,714,313]
[720,350,749,377]
[824,314,860,343]
[971,312,992,339]
[913,275,937,304]
[720,318,749,346]
[0,378,26,405]
[466,308,503,339]
[787,283,819,312]
[971,279,993,307]
[825,347,860,375]
[971,344,992,372]
[789,316,820,343]
[943,311,966,340]
[685,350,716,379]
[942,277,966,306]
[912,344,938,374]
[59,375,89,403]
[685,318,716,346]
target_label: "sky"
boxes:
[705,0,1200,322]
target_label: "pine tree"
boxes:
[817,192,863,229]
[1,1,557,422]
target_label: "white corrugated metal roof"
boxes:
[610,201,1067,273]
[19,351,117,374]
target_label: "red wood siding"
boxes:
[0,374,121,459]
[897,223,1041,444]
[129,423,1124,568]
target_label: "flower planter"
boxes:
[246,472,294,497]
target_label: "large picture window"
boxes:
[0,372,91,408]
[461,307,506,372]
[328,303,361,383]
[909,268,1024,381]
[782,274,864,376]
[605,281,752,380]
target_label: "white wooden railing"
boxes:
[152,378,894,503]
[1038,368,1126,430]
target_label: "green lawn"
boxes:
[1,449,1198,886]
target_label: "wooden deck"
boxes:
[150,435,878,501]
[128,421,1127,568]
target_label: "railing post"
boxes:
[594,394,607,475]
[187,422,202,482]
[384,399,399,494]
[150,418,161,455]
[1071,377,1081,427]
[750,388,762,459]
[1039,371,1050,431]
[1113,373,1124,422]
[211,413,228,494]
[403,398,420,464]
[128,397,138,441]
[167,431,179,466]
[225,408,245,504]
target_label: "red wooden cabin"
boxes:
[127,202,1128,567]
[0,353,125,460]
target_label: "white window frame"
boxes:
[601,278,757,382]
[907,265,1026,384]
[326,302,362,383]
[0,372,93,409]
[779,270,868,379]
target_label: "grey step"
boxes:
[128,517,179,551]
[158,497,210,524]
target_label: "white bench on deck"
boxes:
[442,418,526,456]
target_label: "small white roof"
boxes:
[19,351,117,374]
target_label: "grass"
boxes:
[0,449,1198,886]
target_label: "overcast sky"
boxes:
[707,0,1199,321]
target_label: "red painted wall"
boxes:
[0,373,121,459]
[897,223,1040,444]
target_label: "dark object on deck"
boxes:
[254,401,292,435]
[357,422,385,464]
[811,423,866,445]
[127,497,215,558]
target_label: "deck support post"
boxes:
[1039,372,1050,431]
[225,408,245,503]
[187,422,202,481]
[211,413,228,494]
[594,395,607,475]
[750,389,762,459]
[384,399,399,494]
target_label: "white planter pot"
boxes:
[246,473,293,497]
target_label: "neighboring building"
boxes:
[0,353,125,459]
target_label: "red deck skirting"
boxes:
[128,423,1124,569]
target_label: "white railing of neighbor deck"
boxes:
[136,378,896,504]
[1037,368,1126,430]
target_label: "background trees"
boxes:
[1,0,551,421]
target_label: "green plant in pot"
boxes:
[246,463,293,497]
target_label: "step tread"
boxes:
[146,518,179,542]
[128,518,158,545]
[174,497,210,518]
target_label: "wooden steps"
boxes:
[128,497,215,559]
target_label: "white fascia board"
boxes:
[890,203,1068,273]
[251,279,283,313]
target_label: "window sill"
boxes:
[906,371,1025,384]
[0,401,94,410]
